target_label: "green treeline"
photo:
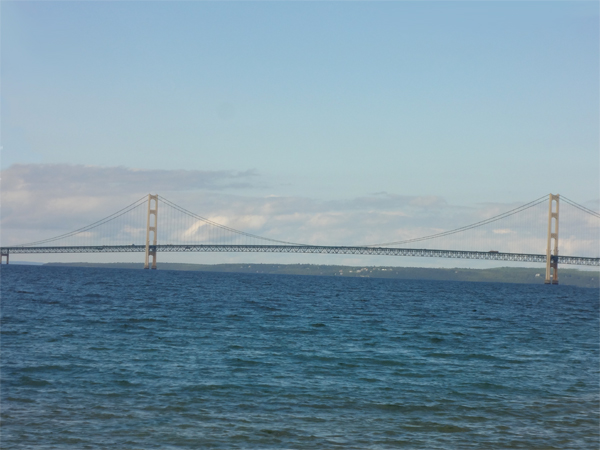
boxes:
[44,262,599,289]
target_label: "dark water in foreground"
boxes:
[1,265,598,449]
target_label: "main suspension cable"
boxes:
[362,195,548,247]
[158,195,308,246]
[12,193,596,250]
[16,195,148,247]
[561,196,600,219]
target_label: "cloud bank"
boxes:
[2,164,597,264]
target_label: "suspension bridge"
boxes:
[2,194,599,285]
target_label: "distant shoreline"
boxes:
[30,262,600,288]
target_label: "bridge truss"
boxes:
[1,244,598,266]
[2,193,599,277]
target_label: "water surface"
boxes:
[2,265,598,448]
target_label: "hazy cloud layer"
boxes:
[3,164,262,196]
[2,164,598,260]
[1,164,262,234]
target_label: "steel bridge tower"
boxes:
[545,194,559,284]
[144,194,158,270]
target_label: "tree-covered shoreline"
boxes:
[40,262,599,289]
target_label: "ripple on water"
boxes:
[1,266,598,449]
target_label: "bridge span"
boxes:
[2,244,598,266]
[2,193,599,284]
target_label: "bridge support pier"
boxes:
[144,194,158,270]
[545,194,559,285]
[1,250,8,265]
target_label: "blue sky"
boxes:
[2,1,599,266]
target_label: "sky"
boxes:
[2,1,599,267]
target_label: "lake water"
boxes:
[1,265,598,449]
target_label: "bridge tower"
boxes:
[144,194,158,270]
[545,194,559,284]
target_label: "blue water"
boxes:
[1,265,598,449]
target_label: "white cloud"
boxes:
[2,164,598,264]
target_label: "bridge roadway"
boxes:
[1,244,598,266]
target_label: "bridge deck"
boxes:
[1,245,598,266]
